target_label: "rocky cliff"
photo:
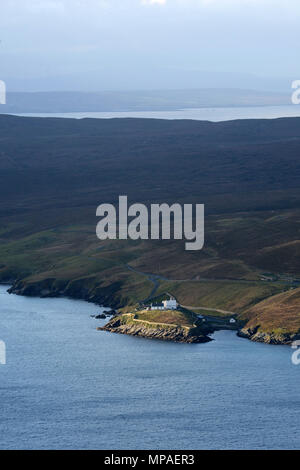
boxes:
[238,288,300,345]
[99,315,212,344]
[238,326,300,345]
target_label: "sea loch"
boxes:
[0,285,299,450]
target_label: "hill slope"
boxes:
[0,115,300,342]
[239,288,300,344]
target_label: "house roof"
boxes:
[152,303,164,307]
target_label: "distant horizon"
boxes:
[3,74,295,94]
[1,87,295,115]
[4,87,292,94]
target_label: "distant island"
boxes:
[1,88,290,114]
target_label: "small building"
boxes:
[151,302,164,310]
[229,318,236,324]
[162,298,177,310]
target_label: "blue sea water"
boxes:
[0,285,299,450]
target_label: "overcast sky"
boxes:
[0,0,299,91]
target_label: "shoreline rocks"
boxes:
[238,326,300,345]
[7,278,122,309]
[98,316,212,344]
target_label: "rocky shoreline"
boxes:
[98,316,212,344]
[7,277,123,309]
[238,326,300,345]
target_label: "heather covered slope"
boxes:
[1,115,300,216]
[239,288,300,344]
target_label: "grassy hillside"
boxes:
[0,115,300,338]
[134,309,197,328]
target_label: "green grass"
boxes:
[155,279,287,313]
[135,309,197,327]
[191,308,233,318]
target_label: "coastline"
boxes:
[99,314,212,344]
[1,286,298,450]
[237,326,300,345]
[5,280,297,346]
[6,278,120,309]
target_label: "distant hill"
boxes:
[0,115,300,215]
[0,88,291,113]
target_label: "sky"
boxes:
[0,0,299,91]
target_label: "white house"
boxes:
[150,298,178,311]
[151,303,164,310]
[162,298,177,310]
